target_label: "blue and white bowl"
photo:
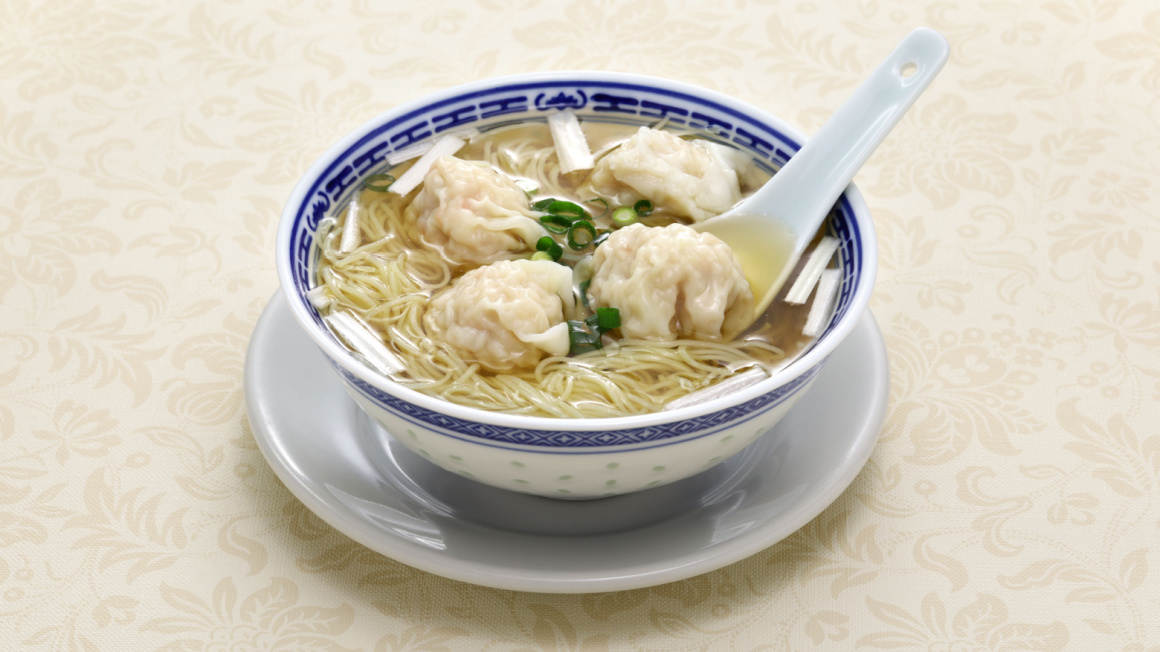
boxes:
[276,72,877,499]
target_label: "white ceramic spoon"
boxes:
[694,27,950,322]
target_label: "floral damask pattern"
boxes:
[870,93,1032,209]
[859,592,1069,651]
[0,0,156,101]
[511,0,746,87]
[143,577,357,652]
[236,81,389,184]
[3,0,1160,649]
[0,178,117,299]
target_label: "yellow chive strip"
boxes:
[389,134,467,196]
[306,286,332,310]
[802,269,841,337]
[339,198,361,253]
[323,310,404,375]
[784,236,840,305]
[387,128,480,166]
[663,367,769,411]
[547,109,594,173]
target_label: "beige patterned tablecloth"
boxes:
[3,0,1159,649]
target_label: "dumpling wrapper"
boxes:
[588,127,742,222]
[424,259,576,372]
[406,156,543,269]
[588,223,754,341]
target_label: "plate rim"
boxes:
[245,293,889,593]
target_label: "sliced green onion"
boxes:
[531,198,588,219]
[583,197,609,218]
[364,173,395,192]
[579,279,592,310]
[515,178,539,196]
[535,235,563,261]
[633,199,654,216]
[568,320,602,354]
[611,206,638,228]
[595,307,621,330]
[566,220,597,250]
[582,312,604,335]
[567,304,623,355]
[592,230,610,248]
[530,251,554,262]
[570,340,600,354]
[546,199,587,218]
[539,214,572,234]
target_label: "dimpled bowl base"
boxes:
[245,292,889,593]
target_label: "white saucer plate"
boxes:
[245,293,889,593]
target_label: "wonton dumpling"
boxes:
[423,260,575,372]
[406,156,542,268]
[588,223,753,341]
[589,127,742,222]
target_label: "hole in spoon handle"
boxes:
[749,27,949,244]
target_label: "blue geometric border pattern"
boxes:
[822,197,861,338]
[287,79,869,332]
[334,363,822,448]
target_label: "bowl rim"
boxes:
[275,70,878,433]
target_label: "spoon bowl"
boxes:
[694,27,950,321]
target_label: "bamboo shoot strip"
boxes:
[784,236,840,305]
[663,367,769,411]
[547,109,594,173]
[306,286,332,310]
[389,134,467,196]
[339,198,361,253]
[323,311,404,375]
[802,269,840,337]
[386,128,480,166]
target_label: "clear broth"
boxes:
[317,119,827,415]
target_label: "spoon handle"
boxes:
[761,27,949,253]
